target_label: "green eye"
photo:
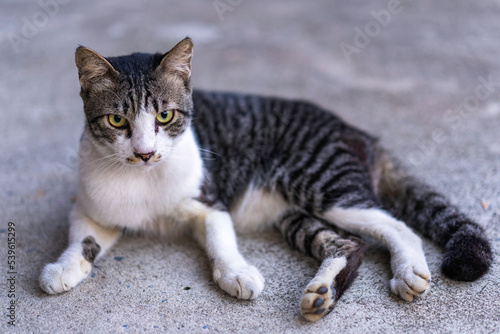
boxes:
[156,110,174,124]
[108,114,127,128]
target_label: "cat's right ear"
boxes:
[75,46,119,91]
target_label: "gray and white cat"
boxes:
[40,38,493,321]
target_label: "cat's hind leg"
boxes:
[276,210,366,321]
[40,206,121,294]
[322,207,431,302]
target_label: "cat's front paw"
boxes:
[390,262,431,301]
[213,263,264,300]
[40,260,92,294]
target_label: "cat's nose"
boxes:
[134,151,155,162]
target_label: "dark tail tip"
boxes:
[441,225,493,281]
[334,239,367,300]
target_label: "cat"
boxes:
[40,37,493,321]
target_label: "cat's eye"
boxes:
[156,110,174,124]
[108,114,127,128]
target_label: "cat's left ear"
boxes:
[156,37,193,82]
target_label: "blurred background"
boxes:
[0,1,499,332]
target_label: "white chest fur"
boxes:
[76,128,203,232]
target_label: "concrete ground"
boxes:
[1,0,499,333]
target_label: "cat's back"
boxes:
[191,89,376,152]
[191,90,380,208]
[192,89,334,126]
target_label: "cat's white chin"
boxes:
[134,161,159,170]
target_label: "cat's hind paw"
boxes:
[40,260,92,294]
[213,263,264,300]
[390,263,431,302]
[301,282,336,322]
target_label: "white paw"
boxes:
[301,281,336,322]
[213,263,265,300]
[40,260,92,294]
[391,262,431,302]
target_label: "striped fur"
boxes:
[192,89,491,283]
[276,210,365,263]
[276,210,365,321]
[193,90,379,212]
[47,38,493,322]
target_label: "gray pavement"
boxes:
[1,0,499,333]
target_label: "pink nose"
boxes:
[134,151,155,162]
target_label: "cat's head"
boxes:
[75,38,193,168]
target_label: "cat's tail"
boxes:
[374,150,493,281]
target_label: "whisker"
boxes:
[92,156,122,175]
[83,153,120,169]
[198,148,221,156]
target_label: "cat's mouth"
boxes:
[125,153,163,167]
